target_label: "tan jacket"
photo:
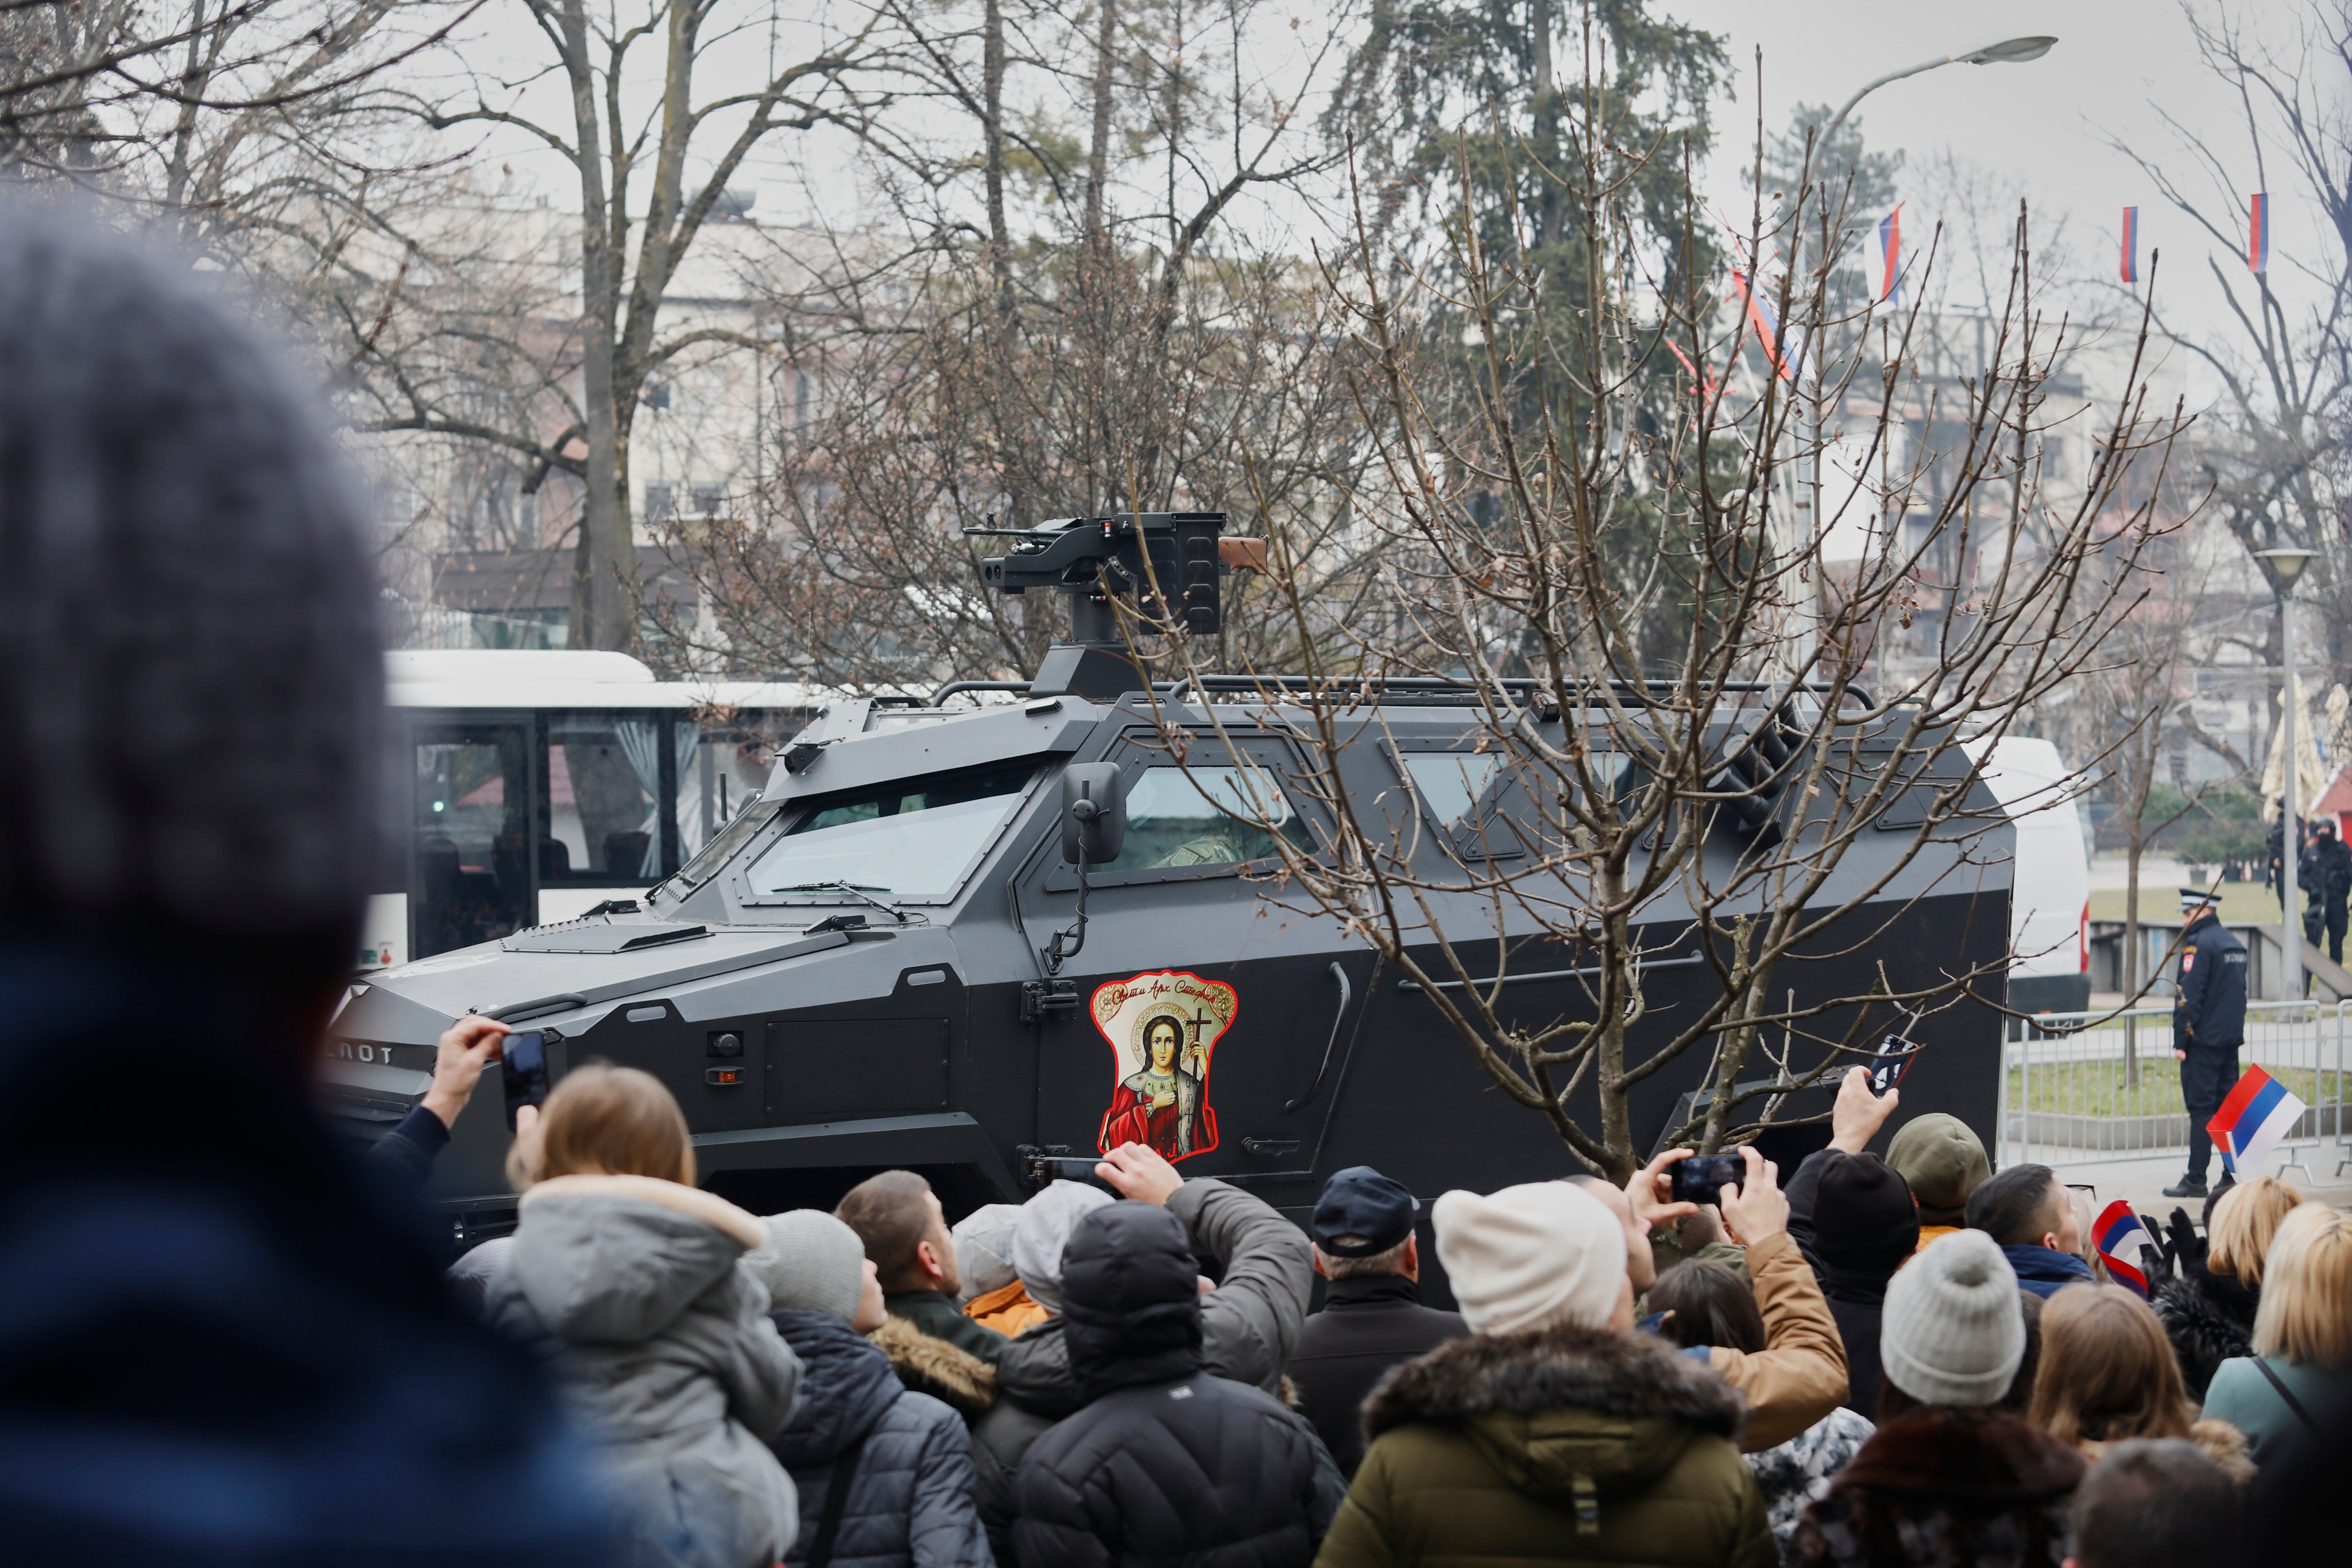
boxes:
[1705,1231,1848,1452]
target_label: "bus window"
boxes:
[678,710,804,860]
[544,714,669,880]
[414,725,531,957]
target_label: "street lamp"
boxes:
[2260,545,2317,999]
[1788,37,2059,668]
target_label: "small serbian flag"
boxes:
[2095,1202,2156,1296]
[2249,192,2270,275]
[2121,206,2140,284]
[1731,269,1794,381]
[1876,207,1902,305]
[2208,1064,2307,1176]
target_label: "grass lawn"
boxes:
[2088,882,2287,926]
[2006,1056,2341,1118]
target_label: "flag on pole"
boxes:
[2094,1202,2156,1296]
[1730,269,1794,381]
[2249,192,2270,275]
[2121,206,2140,284]
[2207,1064,2307,1176]
[1876,207,1903,305]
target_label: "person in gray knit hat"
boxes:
[0,208,611,1565]
[758,1210,992,1568]
[1879,1228,2027,1406]
[1791,1232,2086,1567]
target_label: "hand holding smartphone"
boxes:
[1867,1034,1922,1098]
[501,1029,550,1130]
[1669,1153,1743,1207]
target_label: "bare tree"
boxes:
[1108,64,2194,1179]
[364,0,885,651]
[2109,1,2352,683]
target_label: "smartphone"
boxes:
[1028,1153,1118,1194]
[1868,1034,1922,1098]
[1670,1153,1743,1206]
[501,1029,550,1130]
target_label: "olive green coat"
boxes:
[1313,1323,1775,1568]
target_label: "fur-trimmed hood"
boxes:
[871,1314,996,1419]
[2152,1267,2258,1399]
[1363,1323,1746,1504]
[506,1173,768,1344]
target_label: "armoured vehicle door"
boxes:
[1014,726,1372,1182]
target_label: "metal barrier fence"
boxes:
[1999,1001,2350,1182]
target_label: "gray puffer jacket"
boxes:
[770,1309,995,1568]
[972,1179,1312,1566]
[487,1174,802,1568]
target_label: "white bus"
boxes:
[366,650,826,969]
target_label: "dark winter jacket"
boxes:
[768,1310,993,1568]
[974,1180,1315,1559]
[2173,914,2248,1051]
[367,1102,450,1187]
[1011,1203,1339,1568]
[1316,1323,1776,1568]
[1997,1243,2094,1300]
[2152,1261,2260,1400]
[0,948,616,1567]
[486,1174,802,1568]
[1789,1407,2084,1568]
[872,1314,998,1422]
[1290,1275,1468,1477]
[891,1288,1011,1368]
[1783,1151,1910,1420]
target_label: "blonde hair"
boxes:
[2253,1203,2352,1369]
[507,1063,694,1191]
[2206,1175,2304,1286]
[2029,1283,2195,1447]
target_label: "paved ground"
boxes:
[2036,1149,2352,1222]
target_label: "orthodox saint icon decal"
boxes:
[1093,970,1236,1161]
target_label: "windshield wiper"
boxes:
[776,880,915,924]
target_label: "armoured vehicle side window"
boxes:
[413,726,531,958]
[1097,764,1307,873]
[672,798,782,894]
[744,759,1036,902]
[1400,753,1500,826]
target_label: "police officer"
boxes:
[2300,818,2352,964]
[2165,886,2249,1198]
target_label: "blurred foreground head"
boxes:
[0,208,378,1000]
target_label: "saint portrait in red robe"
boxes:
[1099,1010,1217,1159]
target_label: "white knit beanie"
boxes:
[743,1210,868,1323]
[953,1203,1023,1302]
[1013,1180,1113,1313]
[1880,1228,2027,1407]
[1433,1181,1626,1335]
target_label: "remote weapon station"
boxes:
[328,513,2012,1253]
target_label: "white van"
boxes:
[1967,736,2092,1016]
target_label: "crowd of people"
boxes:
[412,1033,2349,1568]
[6,203,2352,1567]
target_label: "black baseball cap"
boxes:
[1312,1165,1419,1256]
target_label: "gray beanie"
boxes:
[953,1203,1023,1302]
[744,1210,867,1322]
[1013,1180,1113,1312]
[0,208,380,982]
[1880,1228,2027,1407]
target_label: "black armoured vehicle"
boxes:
[326,513,2013,1251]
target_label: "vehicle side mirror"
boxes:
[1061,762,1126,866]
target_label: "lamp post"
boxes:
[1789,36,2058,668]
[2260,545,2316,1000]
